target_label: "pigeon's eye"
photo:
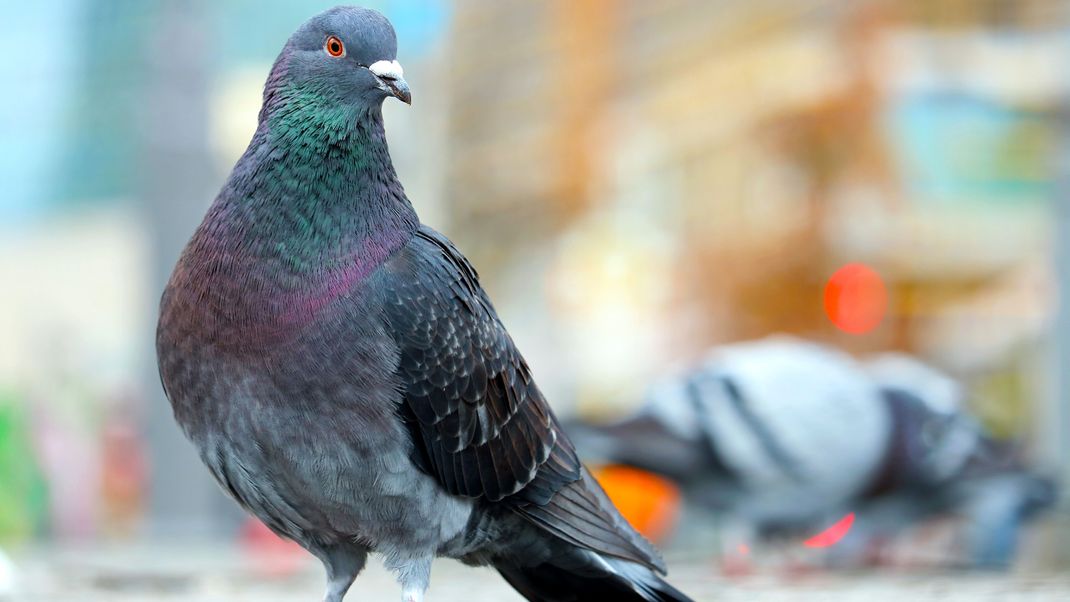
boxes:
[325,36,345,58]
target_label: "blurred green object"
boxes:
[0,390,48,541]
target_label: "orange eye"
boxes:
[325,36,345,57]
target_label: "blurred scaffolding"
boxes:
[0,0,1067,575]
[446,0,1064,409]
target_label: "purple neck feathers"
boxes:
[165,51,419,347]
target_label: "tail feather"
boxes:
[495,550,693,602]
[513,464,667,573]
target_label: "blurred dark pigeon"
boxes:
[568,337,1055,568]
[856,353,1055,568]
[156,7,690,602]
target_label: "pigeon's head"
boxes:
[276,6,410,108]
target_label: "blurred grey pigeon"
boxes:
[568,336,1054,567]
[572,337,891,528]
[156,6,690,602]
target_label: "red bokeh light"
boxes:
[804,512,856,548]
[824,264,887,334]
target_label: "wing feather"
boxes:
[377,226,663,570]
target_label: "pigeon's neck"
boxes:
[171,91,418,343]
[264,86,416,242]
[220,89,417,267]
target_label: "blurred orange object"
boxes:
[590,464,681,543]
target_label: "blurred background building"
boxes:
[1,0,1068,592]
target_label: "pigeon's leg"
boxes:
[384,552,432,602]
[317,545,368,602]
[719,518,757,576]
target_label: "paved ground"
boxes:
[4,543,1069,601]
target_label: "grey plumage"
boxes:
[156,6,689,601]
[569,336,1055,568]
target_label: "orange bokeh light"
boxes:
[824,263,887,334]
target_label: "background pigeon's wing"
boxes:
[375,226,663,570]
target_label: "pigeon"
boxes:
[571,337,892,528]
[568,336,1054,568]
[856,362,1056,568]
[156,7,691,602]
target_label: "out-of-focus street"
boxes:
[8,543,1070,602]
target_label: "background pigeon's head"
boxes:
[274,6,410,110]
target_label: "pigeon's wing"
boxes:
[376,226,569,503]
[374,226,663,570]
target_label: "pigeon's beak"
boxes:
[369,59,411,105]
[385,77,411,105]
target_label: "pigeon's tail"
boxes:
[563,416,713,484]
[495,550,693,602]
